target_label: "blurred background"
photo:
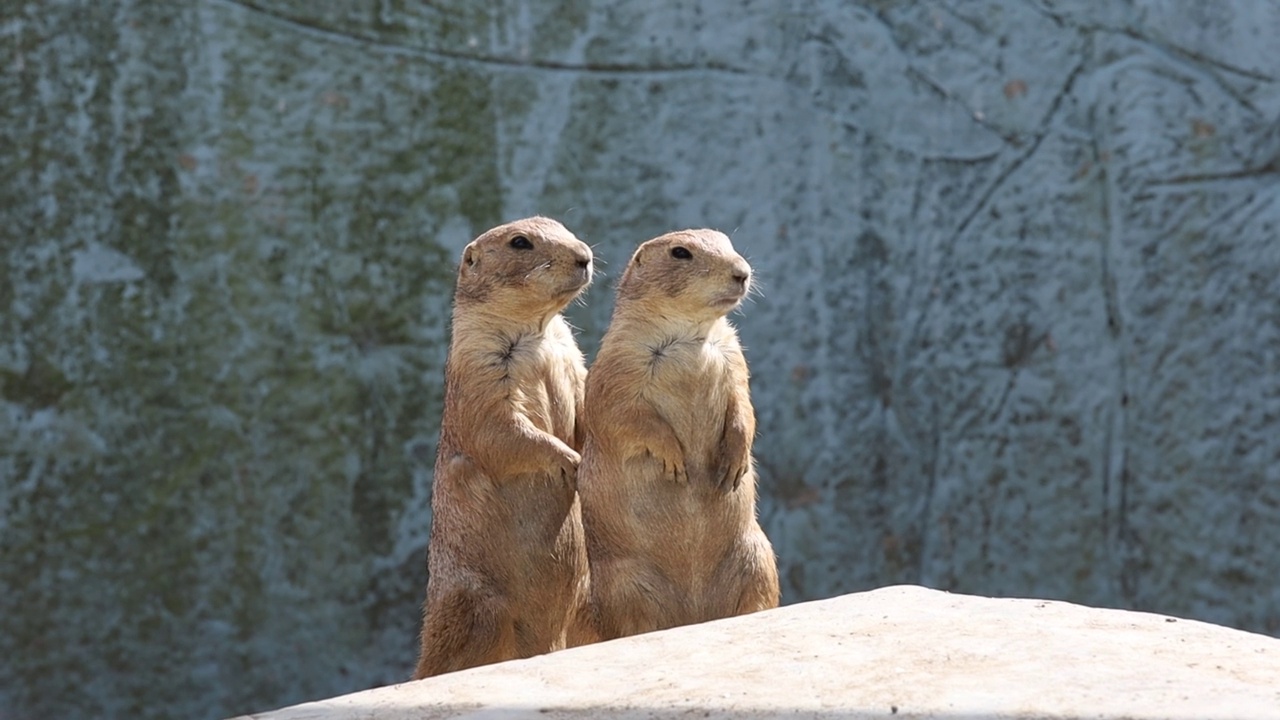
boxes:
[2,1,1278,718]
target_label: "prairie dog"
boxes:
[579,229,780,640]
[414,216,593,678]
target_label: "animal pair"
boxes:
[413,216,780,679]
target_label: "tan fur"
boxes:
[579,229,780,641]
[414,216,595,679]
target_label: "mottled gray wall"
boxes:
[2,1,1277,719]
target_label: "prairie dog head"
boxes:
[616,229,752,323]
[455,216,594,320]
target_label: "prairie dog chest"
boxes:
[500,328,581,433]
[643,332,737,439]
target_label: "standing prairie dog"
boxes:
[414,216,594,679]
[579,229,780,640]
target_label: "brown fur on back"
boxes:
[578,229,780,641]
[414,216,595,679]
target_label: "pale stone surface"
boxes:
[239,586,1280,720]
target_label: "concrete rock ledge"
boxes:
[237,585,1280,720]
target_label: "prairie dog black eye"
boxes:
[510,235,533,250]
[670,246,692,260]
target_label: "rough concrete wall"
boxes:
[1,1,1277,719]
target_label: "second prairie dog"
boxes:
[414,216,594,679]
[579,228,780,640]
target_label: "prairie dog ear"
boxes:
[629,244,645,267]
[460,243,478,275]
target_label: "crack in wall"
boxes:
[208,0,754,78]
[1028,2,1275,103]
[904,56,1089,356]
[1088,30,1137,604]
